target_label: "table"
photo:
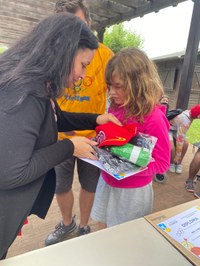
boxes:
[0,218,192,266]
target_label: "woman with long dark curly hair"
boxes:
[0,13,121,259]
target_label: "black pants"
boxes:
[0,251,7,260]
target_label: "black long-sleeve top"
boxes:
[0,95,98,258]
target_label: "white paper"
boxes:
[80,158,147,180]
[157,206,200,258]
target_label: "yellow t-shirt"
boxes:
[57,43,113,140]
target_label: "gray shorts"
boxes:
[91,176,153,227]
[55,157,100,194]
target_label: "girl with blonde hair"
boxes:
[91,47,170,228]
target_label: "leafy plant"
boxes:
[103,23,144,53]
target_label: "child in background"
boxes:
[154,94,169,183]
[169,105,200,175]
[91,47,170,229]
[160,94,169,113]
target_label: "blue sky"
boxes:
[124,0,194,58]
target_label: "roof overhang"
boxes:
[84,0,188,31]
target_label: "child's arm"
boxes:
[140,109,170,176]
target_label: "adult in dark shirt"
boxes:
[0,13,121,259]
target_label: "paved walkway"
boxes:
[7,145,200,258]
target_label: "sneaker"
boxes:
[45,216,77,246]
[76,225,91,236]
[185,179,195,192]
[194,191,200,198]
[154,173,168,184]
[169,163,176,173]
[176,164,183,174]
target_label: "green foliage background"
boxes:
[103,23,144,53]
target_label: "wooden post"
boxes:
[176,0,200,109]
[97,27,105,43]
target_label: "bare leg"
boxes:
[56,190,74,226]
[188,150,200,181]
[98,222,107,230]
[180,141,189,164]
[170,139,175,163]
[79,188,95,227]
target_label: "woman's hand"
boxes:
[70,136,98,159]
[96,113,122,126]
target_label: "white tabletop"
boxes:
[0,218,192,266]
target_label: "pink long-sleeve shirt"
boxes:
[102,105,170,188]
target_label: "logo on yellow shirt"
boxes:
[73,76,93,93]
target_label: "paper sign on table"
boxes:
[157,206,200,258]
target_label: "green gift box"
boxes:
[110,143,151,167]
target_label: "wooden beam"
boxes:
[91,0,187,31]
[87,0,133,14]
[107,0,142,8]
[176,0,200,109]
